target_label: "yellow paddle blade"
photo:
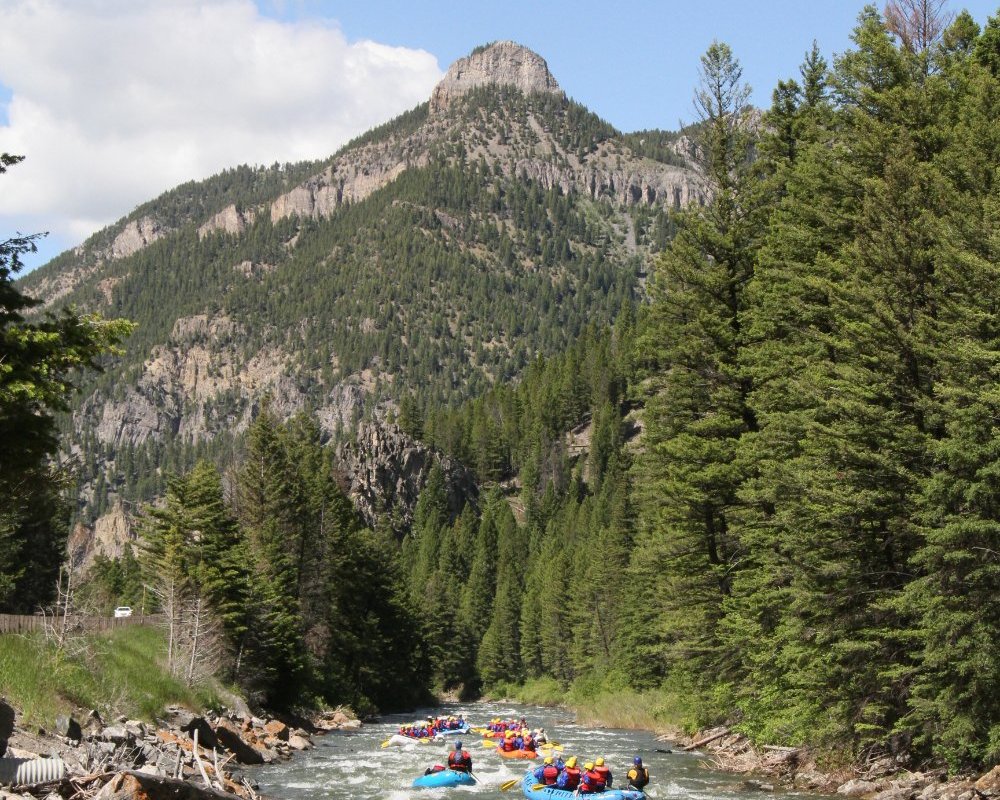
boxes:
[532,784,547,791]
[481,739,498,747]
[499,780,520,792]
[380,739,391,748]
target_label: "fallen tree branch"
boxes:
[683,728,731,751]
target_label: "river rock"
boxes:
[839,779,880,796]
[101,726,133,745]
[287,735,312,751]
[83,709,104,737]
[976,767,1000,796]
[161,708,195,731]
[54,716,82,744]
[873,787,915,800]
[741,780,775,792]
[181,718,218,751]
[339,719,362,730]
[262,721,288,742]
[95,771,233,800]
[213,722,263,765]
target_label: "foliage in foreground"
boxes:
[0,154,134,613]
[0,627,216,727]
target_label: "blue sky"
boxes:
[3,0,998,273]
[261,0,874,132]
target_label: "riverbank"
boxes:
[0,629,361,800]
[482,680,1000,800]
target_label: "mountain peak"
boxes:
[429,41,562,114]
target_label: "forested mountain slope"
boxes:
[19,41,704,536]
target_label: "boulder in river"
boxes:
[262,720,288,741]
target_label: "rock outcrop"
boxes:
[430,41,562,114]
[198,205,256,239]
[110,217,164,260]
[335,420,479,533]
[67,501,135,572]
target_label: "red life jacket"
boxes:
[542,765,560,785]
[502,738,516,752]
[581,769,605,793]
[522,735,535,751]
[594,766,611,787]
[448,750,472,772]
[561,767,581,790]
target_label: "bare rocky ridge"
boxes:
[429,40,562,114]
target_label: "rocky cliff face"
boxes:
[336,420,479,533]
[67,500,136,571]
[429,41,562,114]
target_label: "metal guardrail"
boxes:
[0,613,164,635]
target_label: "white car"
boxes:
[113,606,133,618]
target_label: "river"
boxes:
[251,702,815,800]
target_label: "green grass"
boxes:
[0,627,220,728]
[484,673,702,736]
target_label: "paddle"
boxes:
[481,739,498,747]
[499,779,520,792]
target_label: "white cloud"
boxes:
[0,0,443,252]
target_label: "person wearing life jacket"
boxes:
[502,730,517,752]
[447,741,473,773]
[557,757,581,790]
[580,762,605,793]
[626,756,649,790]
[514,731,525,749]
[534,728,548,745]
[594,757,612,788]
[522,731,536,751]
[533,755,560,786]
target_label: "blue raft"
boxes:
[520,773,644,800]
[412,769,477,789]
[435,725,472,738]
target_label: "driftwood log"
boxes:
[683,728,731,751]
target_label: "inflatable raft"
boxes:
[435,725,472,739]
[520,772,645,800]
[386,734,440,747]
[497,747,539,760]
[412,769,477,788]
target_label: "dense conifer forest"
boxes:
[4,1,1000,775]
[394,5,1000,771]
